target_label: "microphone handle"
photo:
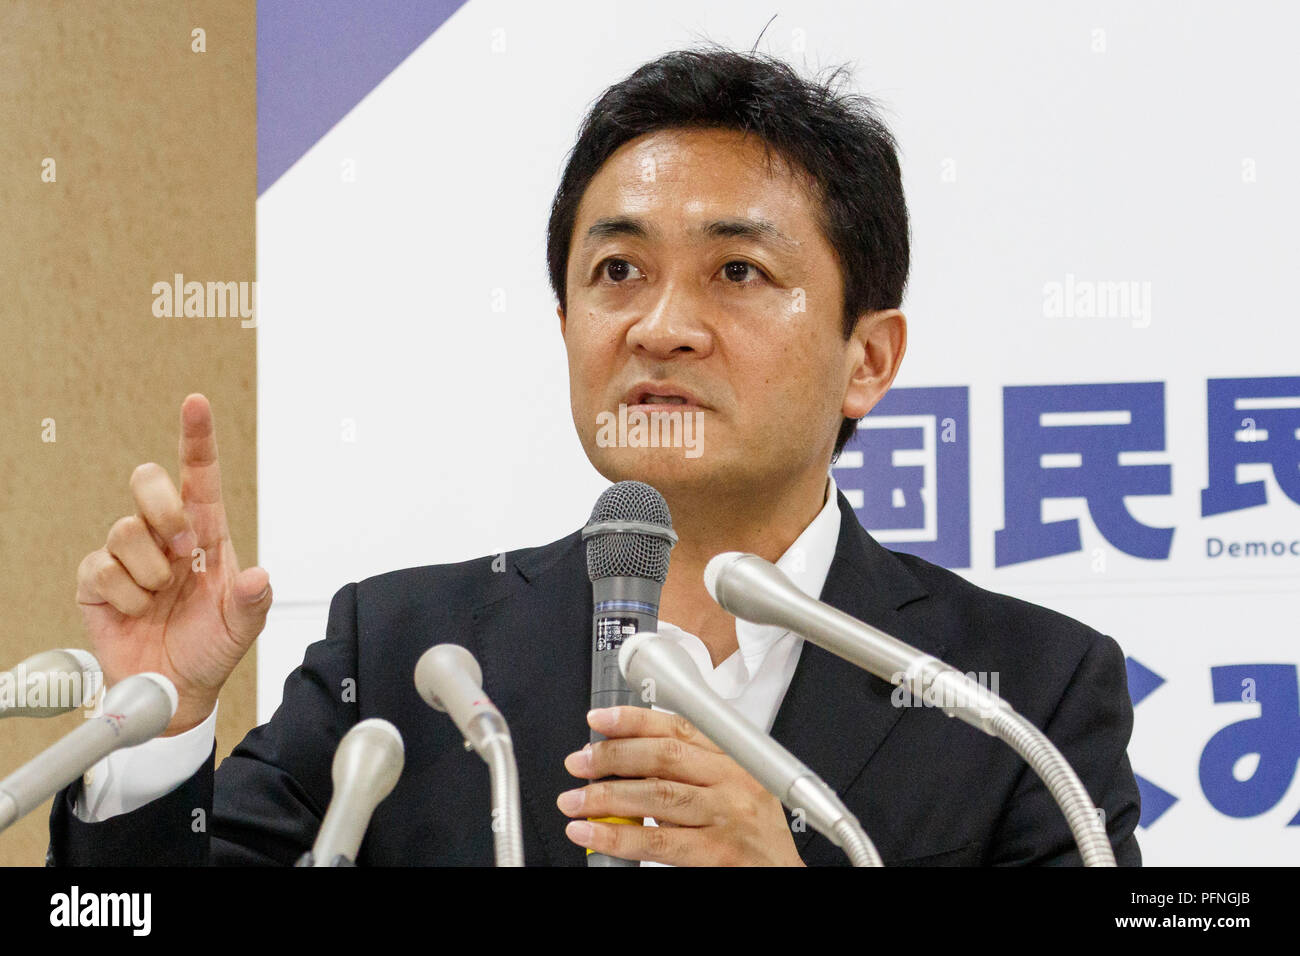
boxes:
[310,785,378,866]
[588,576,659,867]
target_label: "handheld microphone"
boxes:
[0,649,101,719]
[414,644,523,867]
[0,672,176,833]
[298,718,404,867]
[704,552,1116,867]
[582,481,677,867]
[619,632,882,866]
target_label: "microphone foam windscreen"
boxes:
[584,481,673,584]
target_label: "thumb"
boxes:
[225,566,272,645]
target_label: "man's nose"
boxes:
[624,280,714,360]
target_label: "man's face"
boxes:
[559,127,877,497]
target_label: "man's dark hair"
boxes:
[546,45,910,460]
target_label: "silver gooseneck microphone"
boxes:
[298,718,405,867]
[0,649,102,719]
[0,672,177,833]
[618,632,883,867]
[704,551,1116,868]
[414,644,523,867]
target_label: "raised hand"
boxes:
[75,394,272,735]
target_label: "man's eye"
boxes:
[599,258,642,283]
[721,260,766,284]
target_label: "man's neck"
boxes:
[656,468,831,668]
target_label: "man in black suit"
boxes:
[56,47,1141,866]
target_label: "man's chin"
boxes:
[588,447,719,496]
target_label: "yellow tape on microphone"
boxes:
[584,815,642,855]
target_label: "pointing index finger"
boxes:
[178,393,229,548]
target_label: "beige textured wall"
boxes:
[0,1,257,865]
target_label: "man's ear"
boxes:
[842,309,907,419]
[557,304,566,339]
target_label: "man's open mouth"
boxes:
[623,383,704,408]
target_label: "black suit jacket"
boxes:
[48,492,1141,866]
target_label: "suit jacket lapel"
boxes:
[770,491,935,855]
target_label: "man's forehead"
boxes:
[597,128,803,190]
[575,129,815,241]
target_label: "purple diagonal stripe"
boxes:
[258,0,469,195]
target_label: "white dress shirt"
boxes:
[78,474,845,866]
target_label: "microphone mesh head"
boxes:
[584,481,674,583]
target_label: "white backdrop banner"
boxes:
[256,0,1300,865]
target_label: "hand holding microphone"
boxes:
[560,701,815,866]
[562,482,814,866]
[615,632,882,866]
[580,481,677,866]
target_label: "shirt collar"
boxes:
[731,473,841,677]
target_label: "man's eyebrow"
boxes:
[700,217,799,251]
[582,216,661,247]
